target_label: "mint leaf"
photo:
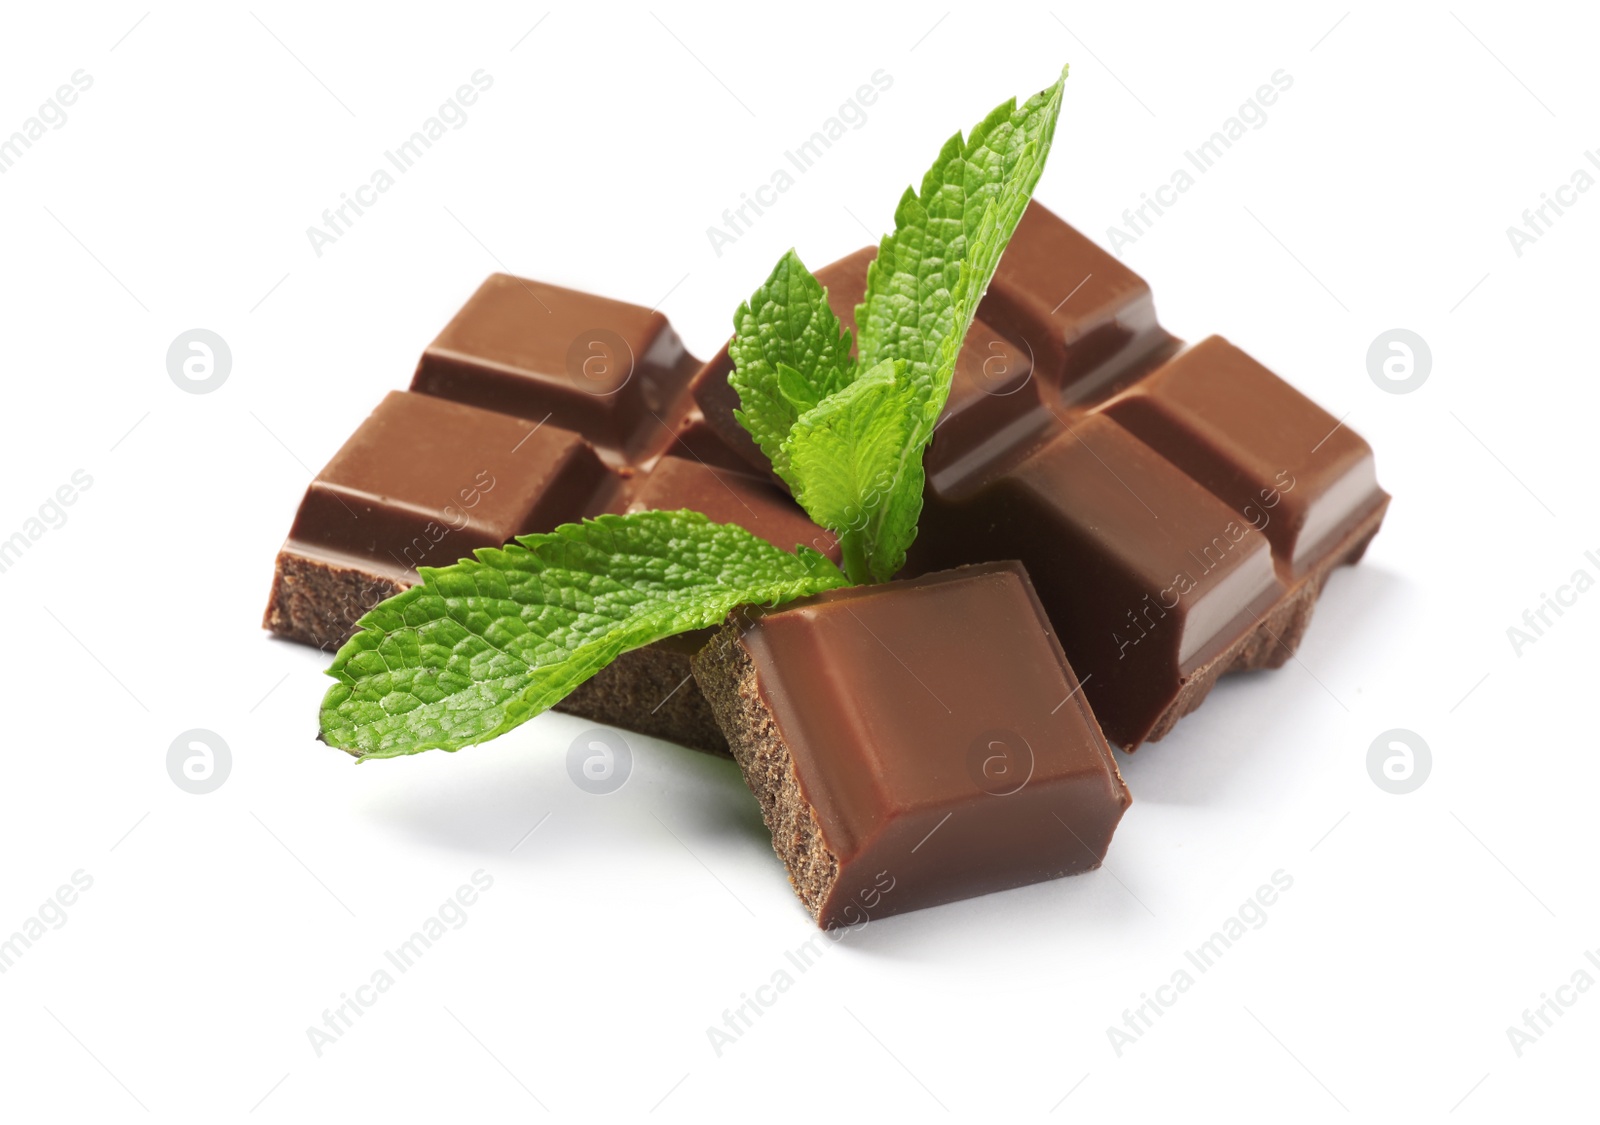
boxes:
[728,68,1067,582]
[845,68,1066,579]
[319,511,848,760]
[782,358,916,581]
[857,69,1067,430]
[728,249,854,479]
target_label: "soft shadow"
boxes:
[1114,561,1411,807]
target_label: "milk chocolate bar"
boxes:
[265,201,1386,753]
[692,562,1130,927]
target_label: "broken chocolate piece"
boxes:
[554,629,729,756]
[262,390,608,650]
[692,562,1130,928]
[412,274,701,465]
[554,457,840,754]
[605,455,839,561]
[1103,336,1386,575]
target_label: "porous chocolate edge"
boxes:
[262,550,406,653]
[692,623,840,923]
[1142,496,1390,745]
[555,643,730,757]
[264,549,731,755]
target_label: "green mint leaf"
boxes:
[846,66,1068,579]
[728,249,854,479]
[726,69,1066,583]
[318,510,848,761]
[781,359,917,583]
[856,67,1067,432]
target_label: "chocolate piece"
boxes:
[554,629,729,756]
[262,391,608,650]
[983,201,1180,404]
[910,413,1287,746]
[1104,336,1385,575]
[554,457,839,754]
[412,274,702,466]
[605,455,839,561]
[690,202,1389,747]
[693,562,1130,927]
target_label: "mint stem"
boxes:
[840,529,871,586]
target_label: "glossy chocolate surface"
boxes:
[713,562,1129,927]
[287,390,608,576]
[606,455,839,562]
[412,274,701,465]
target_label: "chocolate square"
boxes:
[412,273,700,464]
[263,391,608,650]
[693,562,1130,927]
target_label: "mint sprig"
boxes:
[315,67,1067,759]
[320,511,846,760]
[729,67,1067,583]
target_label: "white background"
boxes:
[0,2,1593,1120]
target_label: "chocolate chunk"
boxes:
[262,390,608,650]
[983,201,1180,404]
[911,413,1286,747]
[606,455,839,561]
[554,629,729,757]
[1104,336,1387,575]
[412,274,701,465]
[554,456,840,754]
[692,562,1130,928]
